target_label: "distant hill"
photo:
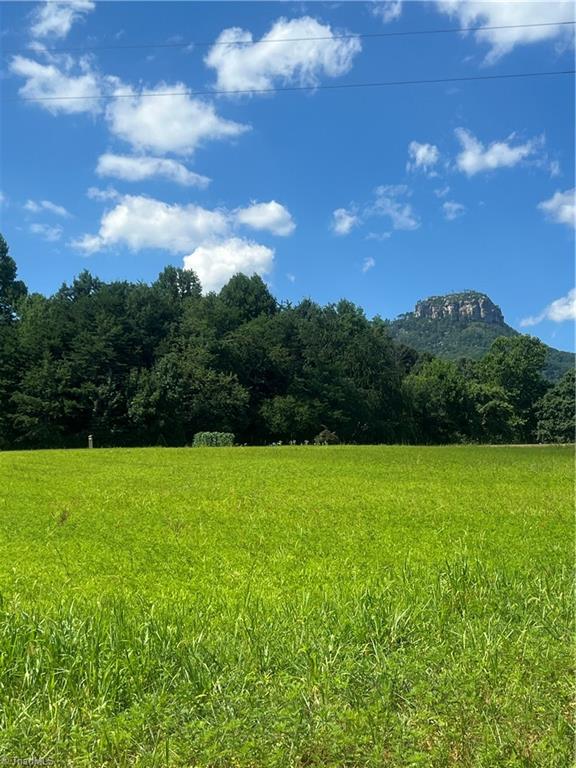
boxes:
[388,291,574,382]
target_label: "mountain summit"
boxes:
[414,291,504,325]
[388,291,573,382]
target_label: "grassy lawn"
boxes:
[0,446,573,767]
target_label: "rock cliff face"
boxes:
[414,292,504,325]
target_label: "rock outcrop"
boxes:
[414,292,504,325]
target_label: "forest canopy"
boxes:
[0,234,573,449]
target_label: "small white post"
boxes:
[88,434,93,449]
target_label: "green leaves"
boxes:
[536,370,576,443]
[0,233,27,325]
[0,233,570,449]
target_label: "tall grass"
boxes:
[0,446,573,766]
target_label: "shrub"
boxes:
[314,428,339,445]
[192,432,235,447]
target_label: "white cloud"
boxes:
[371,185,419,230]
[205,16,361,93]
[365,231,391,241]
[96,153,211,188]
[105,83,249,155]
[434,185,451,198]
[73,195,291,290]
[520,288,576,327]
[30,0,95,40]
[24,199,70,217]
[72,195,229,254]
[74,194,294,254]
[332,207,359,235]
[235,200,295,236]
[332,187,419,235]
[71,234,102,252]
[10,55,103,115]
[371,2,402,24]
[362,256,376,273]
[30,222,63,241]
[442,201,466,221]
[407,141,440,174]
[10,58,249,165]
[455,128,540,176]
[435,0,575,64]
[183,238,274,292]
[538,188,575,229]
[286,273,296,283]
[86,186,120,202]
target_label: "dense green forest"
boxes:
[0,234,573,449]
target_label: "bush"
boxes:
[314,428,339,445]
[192,432,235,447]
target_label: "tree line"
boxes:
[0,234,572,449]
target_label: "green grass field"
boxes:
[0,446,573,767]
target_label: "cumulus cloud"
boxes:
[362,256,376,273]
[24,199,70,217]
[96,153,211,188]
[30,0,95,40]
[205,16,361,93]
[30,222,63,241]
[520,288,576,327]
[10,57,249,164]
[73,194,294,287]
[407,141,440,174]
[183,237,274,292]
[234,200,295,236]
[332,187,419,235]
[434,185,451,199]
[435,0,575,63]
[538,188,575,229]
[9,54,103,114]
[105,83,249,155]
[86,186,120,202]
[370,2,402,24]
[332,207,359,236]
[371,185,419,230]
[455,128,540,176]
[442,201,466,221]
[74,194,295,253]
[73,195,229,254]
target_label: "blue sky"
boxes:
[1,1,574,351]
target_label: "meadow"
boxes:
[0,445,573,767]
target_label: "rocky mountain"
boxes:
[414,292,504,324]
[388,291,574,382]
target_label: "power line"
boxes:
[6,69,575,104]
[3,20,575,55]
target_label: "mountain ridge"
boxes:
[388,290,574,382]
